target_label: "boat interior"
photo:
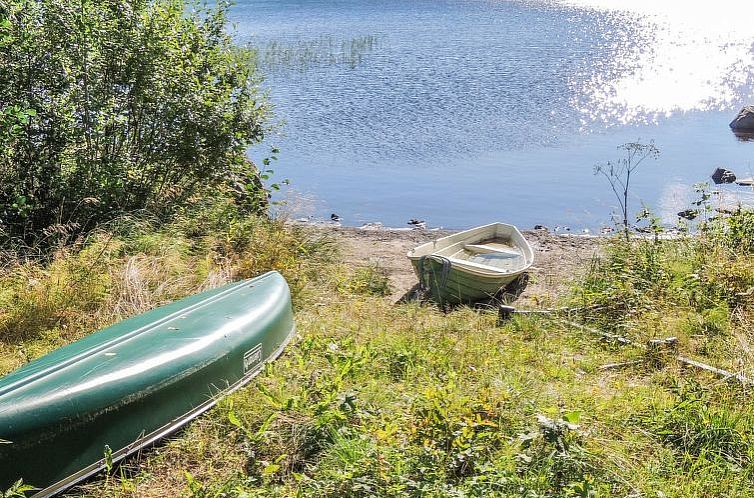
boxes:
[433,237,526,272]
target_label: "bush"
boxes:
[0,0,269,245]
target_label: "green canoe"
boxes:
[0,271,295,496]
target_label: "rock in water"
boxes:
[408,218,426,229]
[711,167,736,184]
[730,106,754,130]
[677,209,699,220]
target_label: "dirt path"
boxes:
[325,226,602,307]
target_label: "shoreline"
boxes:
[288,217,607,236]
[304,223,602,306]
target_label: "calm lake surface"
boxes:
[231,0,754,230]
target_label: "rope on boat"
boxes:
[418,254,451,295]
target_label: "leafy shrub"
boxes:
[510,412,613,497]
[707,210,754,255]
[408,386,505,481]
[693,211,754,312]
[0,0,269,245]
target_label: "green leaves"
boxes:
[0,0,271,247]
[103,444,114,473]
[1,479,36,498]
[562,410,582,426]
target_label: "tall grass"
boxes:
[0,204,335,376]
[9,209,754,497]
[569,210,754,371]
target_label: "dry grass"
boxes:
[0,212,336,377]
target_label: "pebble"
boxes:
[359,222,384,230]
[408,218,426,229]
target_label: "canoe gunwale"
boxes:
[406,223,533,275]
[0,280,251,398]
[31,323,297,498]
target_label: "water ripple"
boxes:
[230,0,754,228]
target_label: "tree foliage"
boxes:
[0,0,270,245]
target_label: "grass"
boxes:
[6,210,754,496]
[0,204,335,377]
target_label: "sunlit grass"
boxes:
[8,211,754,496]
[0,207,336,376]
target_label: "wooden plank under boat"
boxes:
[0,271,295,497]
[407,223,534,305]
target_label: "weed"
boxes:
[594,141,660,239]
[1,479,36,498]
[409,385,504,481]
[646,382,754,476]
[336,265,391,297]
[511,412,614,497]
[184,471,254,498]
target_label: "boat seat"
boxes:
[445,256,514,273]
[463,243,521,257]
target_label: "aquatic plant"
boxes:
[259,35,380,72]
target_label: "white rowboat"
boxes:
[407,223,534,304]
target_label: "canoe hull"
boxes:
[0,271,295,496]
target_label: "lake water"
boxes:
[230,0,754,230]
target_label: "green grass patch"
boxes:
[8,212,754,497]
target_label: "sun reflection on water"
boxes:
[562,0,754,126]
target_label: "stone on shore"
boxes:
[730,106,754,131]
[711,167,736,184]
[677,209,699,220]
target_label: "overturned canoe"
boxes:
[407,223,533,305]
[0,271,295,497]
